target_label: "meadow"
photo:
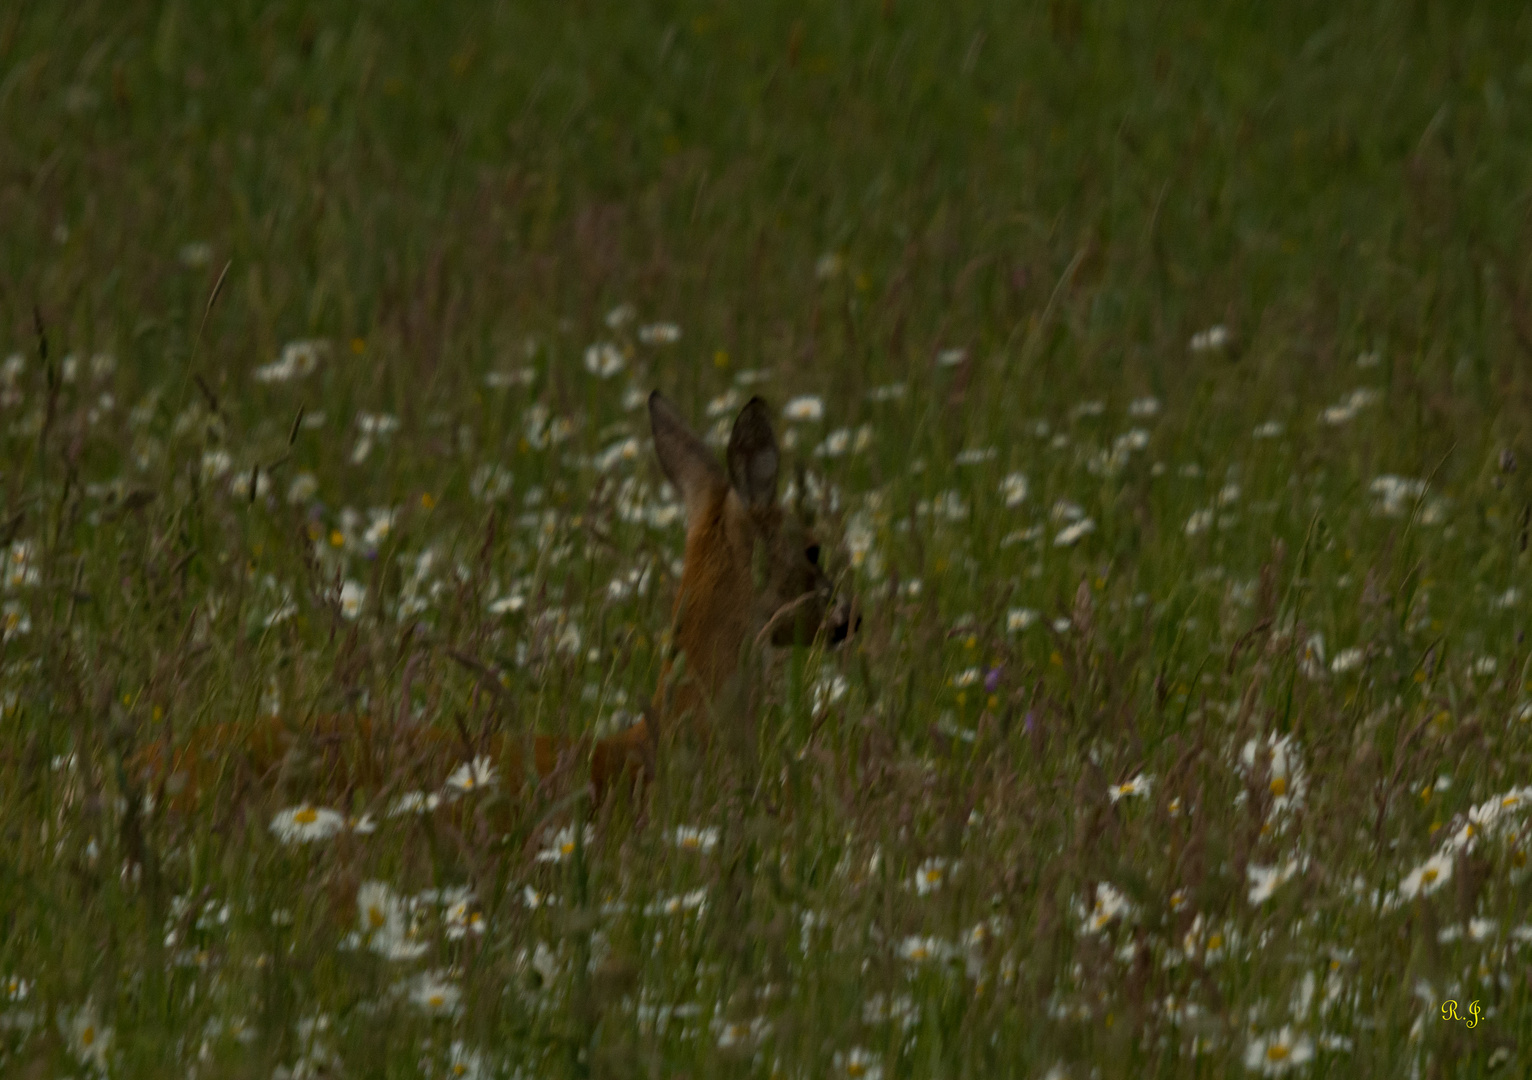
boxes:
[4,1,1532,1075]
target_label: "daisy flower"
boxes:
[339,580,366,620]
[270,804,346,844]
[1189,325,1229,353]
[910,857,949,896]
[1081,882,1133,933]
[783,395,825,422]
[445,755,498,794]
[833,1047,883,1080]
[357,881,426,961]
[60,1000,113,1071]
[404,970,461,1016]
[1243,1027,1314,1074]
[535,824,595,864]
[898,935,953,963]
[1400,852,1453,900]
[583,342,625,378]
[1248,858,1305,904]
[388,790,443,817]
[643,888,708,917]
[447,1041,489,1079]
[444,898,485,940]
[1108,774,1152,803]
[1007,608,1039,631]
[1054,518,1096,547]
[670,826,719,854]
[638,323,681,345]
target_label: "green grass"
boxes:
[5,0,1532,1075]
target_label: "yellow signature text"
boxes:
[1440,999,1482,1028]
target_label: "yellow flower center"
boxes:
[1266,1044,1290,1062]
[367,906,386,929]
[294,807,318,825]
[1422,868,1439,884]
[428,993,445,1009]
[847,1062,868,1078]
[1207,933,1224,951]
[81,1026,95,1047]
[1269,776,1287,797]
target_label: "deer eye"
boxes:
[805,543,821,566]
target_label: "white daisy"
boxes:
[782,395,825,422]
[59,1000,113,1072]
[535,824,595,864]
[583,342,625,378]
[1243,1027,1314,1074]
[1400,852,1454,900]
[638,323,681,345]
[388,790,443,817]
[910,857,949,896]
[339,580,366,620]
[270,804,346,844]
[445,755,498,794]
[404,970,461,1016]
[1108,774,1152,803]
[670,826,719,855]
[833,1046,883,1080]
[1247,858,1304,904]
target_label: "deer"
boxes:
[130,391,854,812]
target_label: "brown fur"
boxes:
[130,392,851,810]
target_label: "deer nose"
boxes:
[827,596,859,645]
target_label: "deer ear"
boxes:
[649,391,726,518]
[726,397,779,509]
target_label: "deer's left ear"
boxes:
[726,397,780,510]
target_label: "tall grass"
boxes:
[3,1,1532,1075]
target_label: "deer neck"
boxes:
[654,488,759,732]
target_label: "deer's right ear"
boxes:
[726,397,779,510]
[649,391,726,519]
